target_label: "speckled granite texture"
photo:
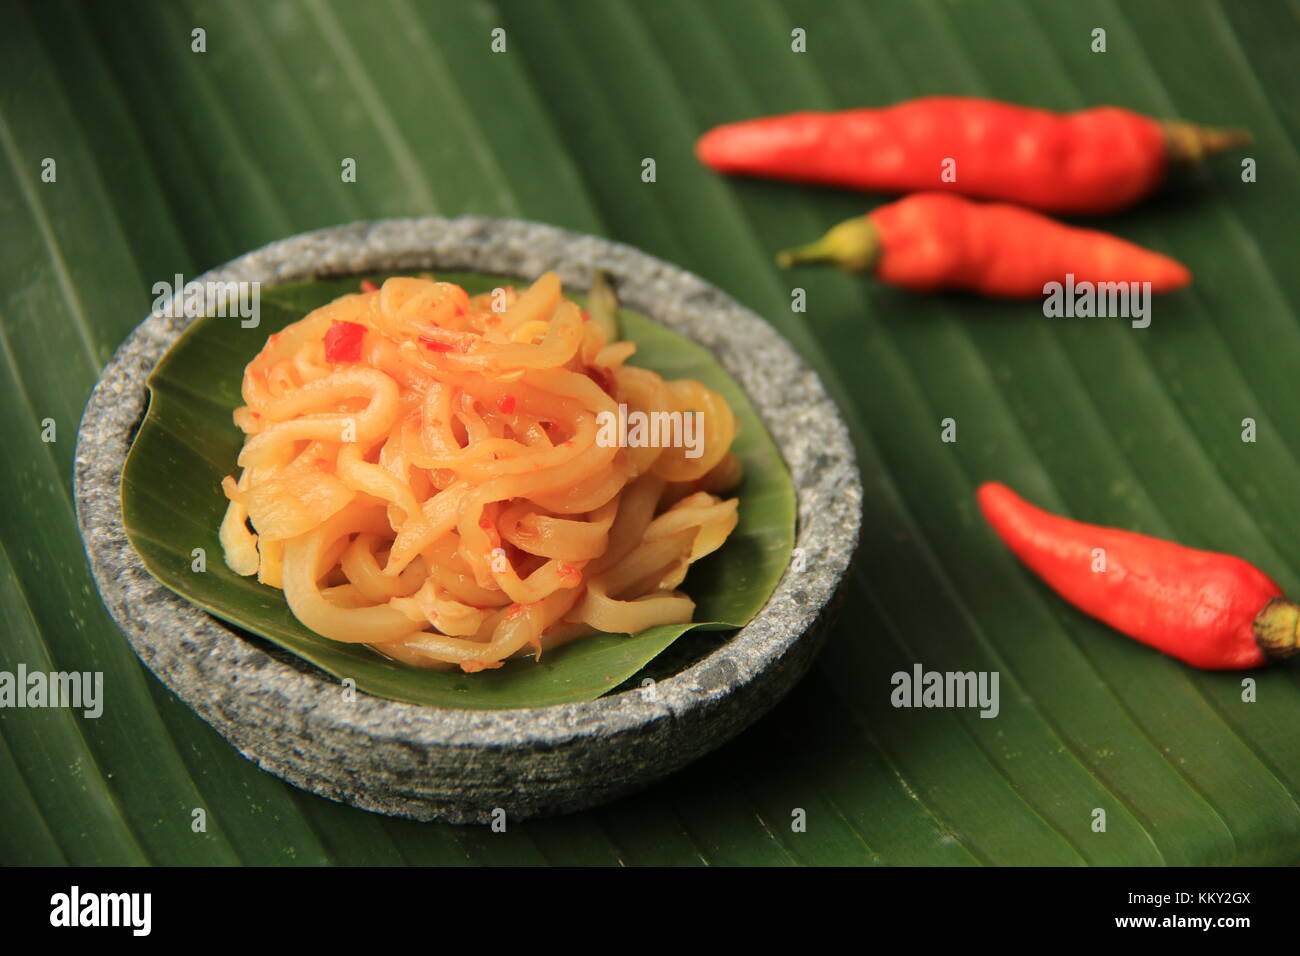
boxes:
[74,218,862,823]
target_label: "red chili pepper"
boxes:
[776,193,1190,297]
[323,320,367,363]
[420,337,454,353]
[977,482,1298,669]
[359,278,379,293]
[696,97,1250,215]
[497,394,517,414]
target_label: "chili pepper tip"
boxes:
[1163,121,1253,164]
[776,216,880,272]
[1254,597,1300,663]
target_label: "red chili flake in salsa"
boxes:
[359,278,379,293]
[324,321,366,363]
[585,367,616,396]
[420,337,454,353]
[478,515,494,530]
[580,309,591,322]
[497,394,517,414]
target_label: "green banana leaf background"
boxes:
[2,0,1297,865]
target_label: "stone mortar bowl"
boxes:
[74,218,862,824]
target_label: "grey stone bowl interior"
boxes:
[74,218,862,824]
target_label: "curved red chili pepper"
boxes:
[777,193,1190,297]
[696,97,1250,214]
[977,482,1299,670]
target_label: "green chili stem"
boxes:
[1254,597,1299,662]
[1163,121,1253,164]
[775,216,881,273]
